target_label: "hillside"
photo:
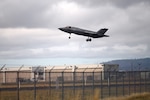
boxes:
[103,58,150,71]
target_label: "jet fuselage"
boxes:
[59,26,109,41]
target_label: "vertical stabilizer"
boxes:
[97,28,108,35]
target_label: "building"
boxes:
[0,64,119,83]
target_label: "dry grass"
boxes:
[104,92,150,100]
[0,88,150,100]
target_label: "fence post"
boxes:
[61,72,64,100]
[82,67,88,100]
[100,71,103,99]
[4,71,6,84]
[49,66,55,98]
[82,72,85,100]
[115,71,118,97]
[92,71,94,99]
[122,72,124,96]
[48,72,51,96]
[108,71,110,97]
[17,71,20,100]
[0,72,1,99]
[139,71,141,93]
[73,72,75,99]
[144,71,146,92]
[34,72,36,100]
[128,71,130,95]
[134,71,136,93]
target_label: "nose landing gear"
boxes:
[69,33,71,39]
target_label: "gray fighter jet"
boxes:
[59,26,109,42]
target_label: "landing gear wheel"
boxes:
[86,39,88,42]
[86,38,92,42]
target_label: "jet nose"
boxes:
[58,28,63,31]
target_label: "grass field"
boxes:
[0,85,150,100]
[0,79,150,100]
[104,92,150,100]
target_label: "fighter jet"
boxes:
[58,26,109,42]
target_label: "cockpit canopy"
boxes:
[66,26,71,28]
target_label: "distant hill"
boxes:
[103,58,150,71]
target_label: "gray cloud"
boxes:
[0,0,56,28]
[0,0,150,65]
[69,0,150,8]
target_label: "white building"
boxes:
[0,64,119,83]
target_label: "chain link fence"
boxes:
[0,71,150,100]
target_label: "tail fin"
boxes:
[97,28,108,36]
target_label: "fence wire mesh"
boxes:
[0,71,150,100]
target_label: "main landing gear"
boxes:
[86,38,92,42]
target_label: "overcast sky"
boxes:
[0,0,150,66]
